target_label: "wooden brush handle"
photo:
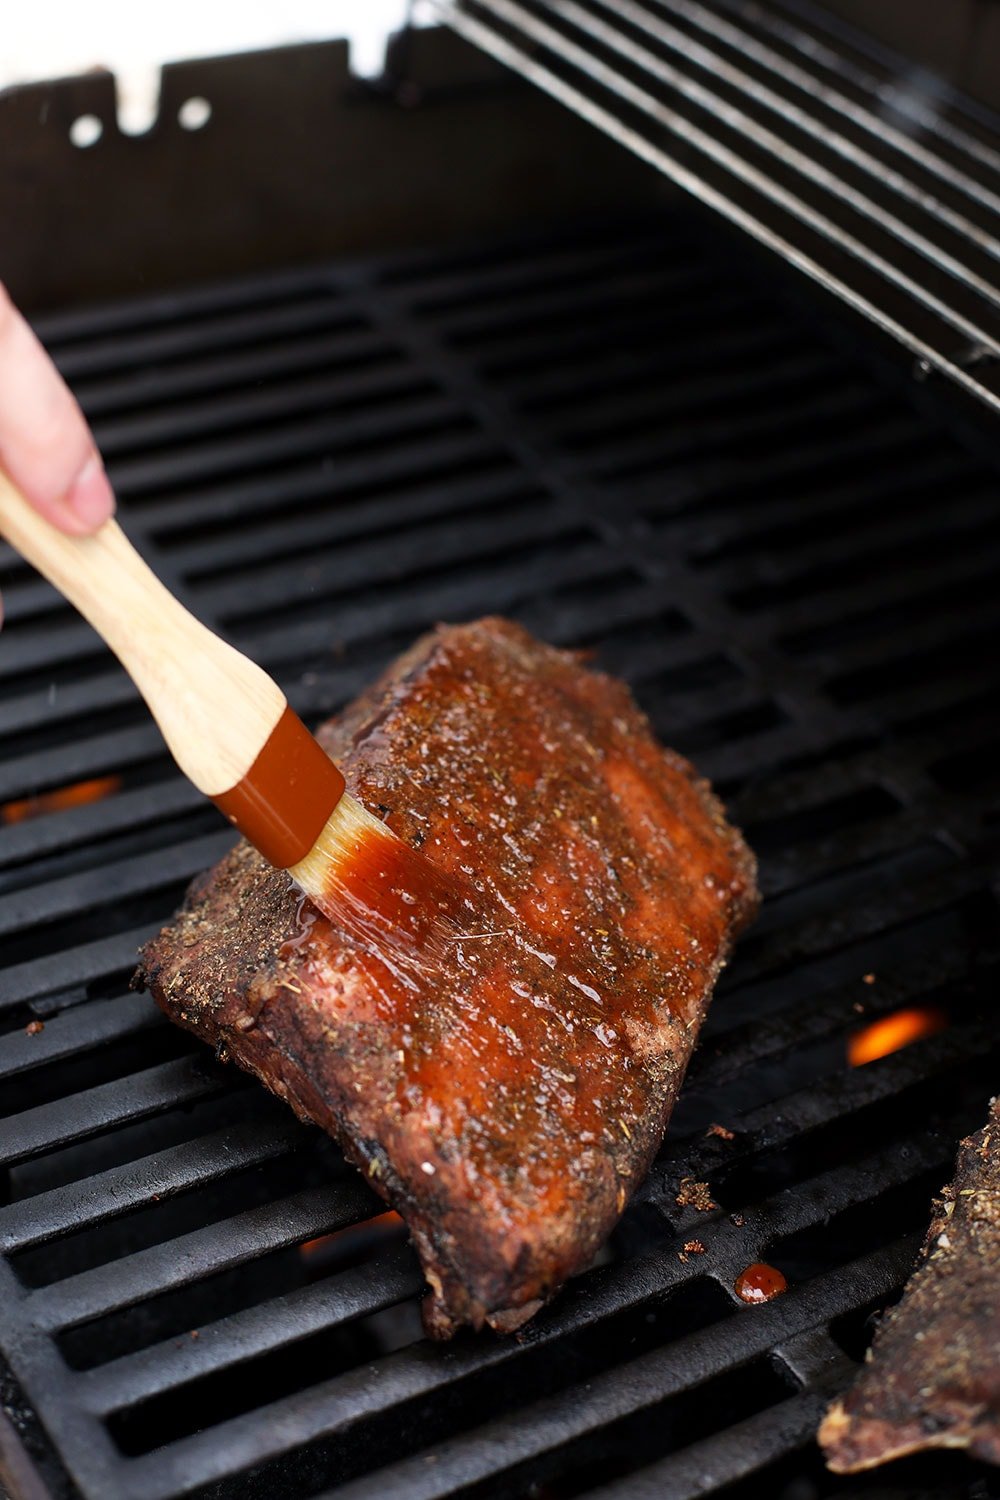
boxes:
[0,470,346,865]
[0,469,282,795]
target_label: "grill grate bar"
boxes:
[50,294,368,385]
[748,812,936,903]
[188,499,577,621]
[729,863,982,988]
[514,343,842,424]
[728,753,898,826]
[28,1181,382,1334]
[675,445,979,543]
[168,466,538,581]
[0,622,105,686]
[433,0,1000,410]
[579,390,902,486]
[107,394,462,502]
[509,323,829,410]
[0,1057,230,1171]
[399,225,695,311]
[0,780,200,875]
[90,365,438,464]
[72,326,396,423]
[881,665,1000,737]
[36,262,356,344]
[0,1117,305,1253]
[716,900,984,1027]
[0,831,234,944]
[792,590,1000,678]
[722,1117,961,1239]
[744,0,1000,180]
[79,1242,424,1419]
[708,485,999,596]
[663,0,1000,208]
[427,261,721,340]
[584,1391,828,1500]
[531,353,853,453]
[903,707,1000,779]
[0,577,68,628]
[698,943,978,1073]
[0,924,162,1010]
[129,429,501,532]
[641,690,783,753]
[763,544,1000,646]
[452,297,782,378]
[233,536,616,665]
[691,721,835,794]
[624,415,947,506]
[0,993,162,1084]
[655,1020,992,1202]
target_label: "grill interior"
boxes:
[1,197,999,1500]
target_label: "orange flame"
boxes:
[1,775,122,826]
[301,1210,402,1258]
[848,1006,947,1067]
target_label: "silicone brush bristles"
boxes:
[289,789,393,897]
[289,791,478,967]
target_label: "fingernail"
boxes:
[65,454,115,530]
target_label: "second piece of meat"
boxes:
[820,1095,1000,1472]
[137,618,758,1337]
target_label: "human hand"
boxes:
[0,283,115,549]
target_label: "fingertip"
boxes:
[63,454,115,533]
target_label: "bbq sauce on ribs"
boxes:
[136,618,757,1337]
[820,1096,1000,1472]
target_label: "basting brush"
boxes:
[0,470,459,944]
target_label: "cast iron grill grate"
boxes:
[1,209,998,1500]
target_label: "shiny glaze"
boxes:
[143,619,758,1337]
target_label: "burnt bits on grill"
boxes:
[820,1096,1000,1472]
[135,618,758,1338]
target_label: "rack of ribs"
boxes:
[136,618,758,1338]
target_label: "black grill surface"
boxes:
[1,210,999,1500]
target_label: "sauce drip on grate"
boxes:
[734,1263,788,1304]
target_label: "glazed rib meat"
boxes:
[137,618,757,1337]
[820,1096,1000,1472]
